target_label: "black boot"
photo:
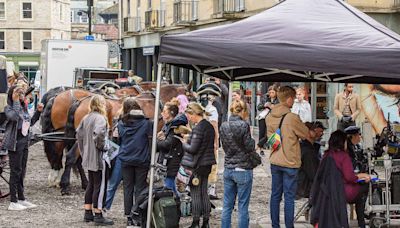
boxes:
[94,212,114,226]
[188,219,200,228]
[83,210,94,222]
[201,218,210,228]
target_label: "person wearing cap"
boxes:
[179,102,216,228]
[197,83,221,200]
[334,83,361,131]
[296,122,324,199]
[344,126,367,173]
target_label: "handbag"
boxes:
[228,122,262,169]
[266,113,288,153]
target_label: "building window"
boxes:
[22,2,32,19]
[80,13,88,23]
[19,65,38,82]
[0,31,4,50]
[22,31,32,50]
[0,2,5,20]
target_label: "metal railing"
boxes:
[145,10,166,29]
[173,0,199,24]
[214,0,245,14]
[123,17,141,33]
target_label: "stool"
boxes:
[295,201,310,222]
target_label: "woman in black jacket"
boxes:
[3,85,37,211]
[220,99,255,228]
[157,98,188,196]
[179,102,216,228]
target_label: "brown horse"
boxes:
[42,83,192,194]
[42,87,140,188]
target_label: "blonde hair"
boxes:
[230,99,248,117]
[185,102,207,117]
[277,86,296,103]
[90,95,107,117]
[296,87,305,93]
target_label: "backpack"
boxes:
[152,195,180,228]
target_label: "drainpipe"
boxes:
[118,0,123,68]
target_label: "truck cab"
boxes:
[73,67,128,90]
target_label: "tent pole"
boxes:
[228,81,233,118]
[146,63,163,228]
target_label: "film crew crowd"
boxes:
[2,75,372,228]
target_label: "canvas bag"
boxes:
[266,113,288,153]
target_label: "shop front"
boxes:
[1,53,40,82]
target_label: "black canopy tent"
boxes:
[146,0,400,225]
[159,0,400,84]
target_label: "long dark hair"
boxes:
[327,130,347,152]
[121,97,142,123]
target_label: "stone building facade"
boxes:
[0,0,71,80]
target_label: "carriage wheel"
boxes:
[0,155,10,199]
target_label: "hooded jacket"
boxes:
[157,114,188,177]
[220,115,255,170]
[118,115,153,167]
[76,112,107,171]
[266,103,309,168]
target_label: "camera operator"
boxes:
[344,126,368,173]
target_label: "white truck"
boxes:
[40,40,109,93]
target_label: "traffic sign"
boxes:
[143,46,155,56]
[85,35,95,41]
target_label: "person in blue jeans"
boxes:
[104,155,122,211]
[265,86,310,228]
[219,99,255,228]
[157,98,188,196]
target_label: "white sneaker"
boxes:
[18,200,37,209]
[8,202,27,211]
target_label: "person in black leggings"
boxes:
[76,95,113,226]
[3,85,38,211]
[179,102,216,228]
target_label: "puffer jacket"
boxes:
[220,115,255,170]
[181,119,216,169]
[157,114,187,177]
